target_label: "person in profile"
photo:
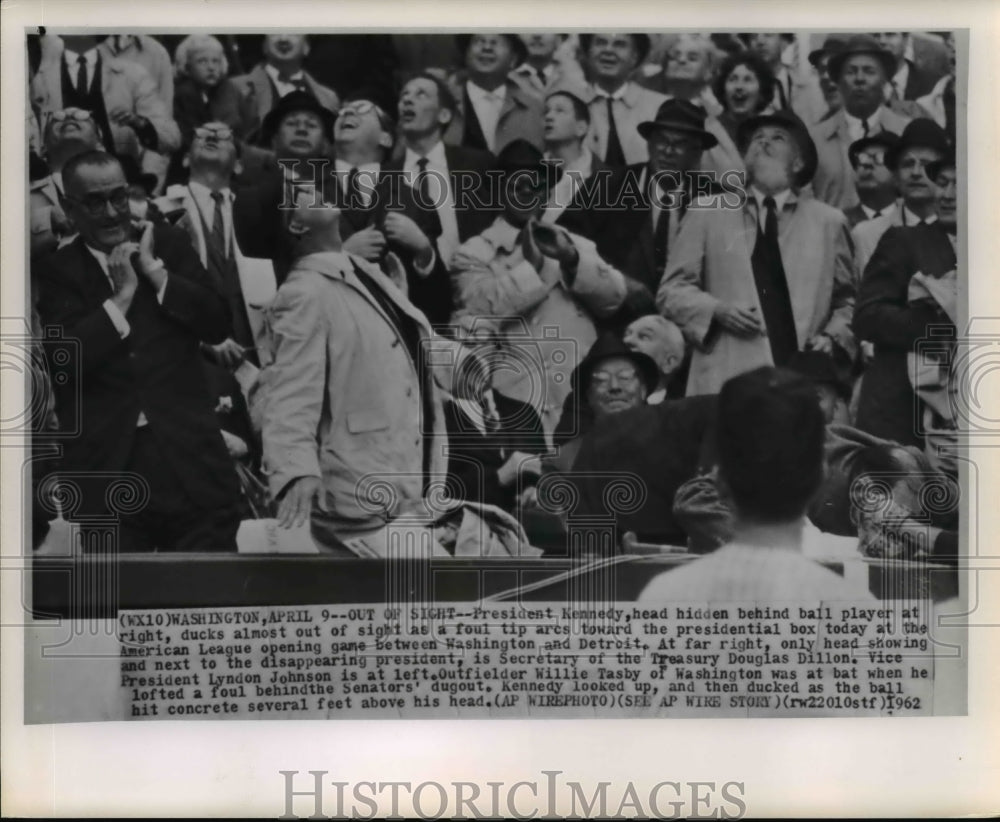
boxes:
[639,366,876,601]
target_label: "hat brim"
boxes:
[636,120,719,149]
[577,348,661,397]
[737,114,819,187]
[848,133,899,166]
[260,100,336,145]
[827,47,896,82]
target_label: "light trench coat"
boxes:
[656,190,857,396]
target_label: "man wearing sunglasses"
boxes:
[34,150,242,553]
[30,107,102,257]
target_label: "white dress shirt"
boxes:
[750,186,793,231]
[62,48,99,92]
[542,148,594,224]
[403,141,461,265]
[455,389,500,436]
[844,106,886,142]
[334,159,380,209]
[264,63,307,99]
[886,60,911,101]
[465,81,507,152]
[187,181,234,257]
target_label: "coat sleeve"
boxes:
[261,276,328,498]
[655,209,720,346]
[450,239,555,318]
[821,213,858,358]
[565,235,627,318]
[129,62,181,152]
[853,228,947,350]
[155,226,231,344]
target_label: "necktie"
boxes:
[534,67,548,90]
[652,206,671,279]
[871,209,882,218]
[750,196,798,366]
[604,96,626,167]
[76,55,88,95]
[209,191,228,259]
[862,118,870,137]
[415,157,432,207]
[776,78,789,110]
[346,167,365,210]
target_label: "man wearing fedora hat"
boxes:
[851,118,950,273]
[580,33,669,167]
[853,149,957,448]
[843,131,900,229]
[450,138,627,442]
[806,36,846,124]
[443,34,545,154]
[658,109,856,396]
[599,98,720,327]
[809,33,916,209]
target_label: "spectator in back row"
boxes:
[842,131,899,230]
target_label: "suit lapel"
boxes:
[74,238,115,300]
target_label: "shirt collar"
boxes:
[466,80,507,102]
[750,185,794,213]
[297,250,355,275]
[63,47,98,67]
[84,243,110,276]
[545,147,593,176]
[404,140,448,171]
[902,204,937,226]
[51,172,64,195]
[592,81,629,101]
[265,63,305,86]
[860,203,882,220]
[844,106,885,132]
[188,180,232,202]
[335,159,380,175]
[106,35,137,54]
[484,216,520,252]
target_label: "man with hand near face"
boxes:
[34,150,241,552]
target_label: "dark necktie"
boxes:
[415,156,432,207]
[346,167,365,211]
[209,191,228,259]
[652,207,671,279]
[776,77,789,110]
[604,97,626,167]
[749,196,798,366]
[76,55,88,95]
[862,118,870,137]
[535,67,548,89]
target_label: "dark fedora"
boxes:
[637,99,718,148]
[456,34,528,68]
[847,131,900,168]
[495,138,562,187]
[884,118,951,170]
[827,34,896,82]
[260,90,336,144]
[578,33,652,65]
[807,35,846,68]
[737,109,818,187]
[573,332,660,397]
[925,150,956,182]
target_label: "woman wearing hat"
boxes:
[702,50,777,178]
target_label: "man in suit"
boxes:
[510,35,586,97]
[34,150,241,552]
[231,34,339,143]
[601,99,721,328]
[580,33,668,166]
[874,32,938,103]
[809,34,915,209]
[842,132,900,230]
[444,313,548,512]
[30,107,103,257]
[658,110,857,396]
[916,32,956,142]
[851,118,950,273]
[257,184,458,552]
[156,122,277,370]
[444,34,546,154]
[30,33,181,175]
[389,73,497,324]
[853,152,957,448]
[806,36,846,124]
[450,140,627,442]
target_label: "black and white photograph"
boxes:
[2,0,998,818]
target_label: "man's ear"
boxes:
[378,131,393,150]
[182,154,191,169]
[437,107,453,128]
[232,158,244,177]
[574,120,588,140]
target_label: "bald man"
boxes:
[623,314,687,403]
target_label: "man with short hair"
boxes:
[581,33,669,166]
[843,131,900,229]
[444,34,545,154]
[510,34,585,96]
[874,32,937,102]
[30,107,103,256]
[809,34,915,209]
[639,366,875,601]
[806,36,846,124]
[658,110,856,396]
[851,118,950,272]
[232,34,339,136]
[34,150,241,552]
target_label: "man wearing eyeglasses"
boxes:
[34,150,242,552]
[30,107,102,257]
[843,132,900,229]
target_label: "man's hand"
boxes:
[220,430,249,459]
[276,476,321,529]
[519,219,545,271]
[382,213,432,254]
[212,338,247,370]
[110,109,146,131]
[713,303,764,338]
[133,221,167,291]
[343,227,387,261]
[806,333,834,355]
[532,222,579,266]
[107,240,140,313]
[496,451,542,488]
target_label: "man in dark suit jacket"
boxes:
[853,155,957,448]
[444,316,548,511]
[598,99,722,329]
[874,32,939,102]
[34,151,242,552]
